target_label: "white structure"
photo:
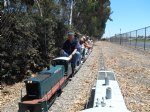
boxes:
[83,71,130,112]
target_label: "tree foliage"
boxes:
[0,0,111,84]
[72,0,112,37]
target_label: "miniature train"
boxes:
[18,50,91,112]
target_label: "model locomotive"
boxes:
[18,50,91,112]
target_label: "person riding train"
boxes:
[60,32,81,70]
[79,36,93,56]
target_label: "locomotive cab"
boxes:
[25,80,40,99]
[52,57,72,75]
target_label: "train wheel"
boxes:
[57,89,62,97]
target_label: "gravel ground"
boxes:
[0,83,25,112]
[0,41,100,112]
[1,41,150,112]
[101,42,150,112]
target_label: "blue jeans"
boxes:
[60,51,81,66]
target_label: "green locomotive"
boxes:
[18,49,91,112]
[19,57,72,112]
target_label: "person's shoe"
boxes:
[71,64,75,74]
[77,61,79,66]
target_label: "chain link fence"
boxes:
[109,26,150,50]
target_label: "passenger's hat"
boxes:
[68,32,74,36]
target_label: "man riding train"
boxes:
[60,32,93,73]
[60,32,81,72]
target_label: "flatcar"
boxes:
[83,71,130,112]
[18,48,92,112]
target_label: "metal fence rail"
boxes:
[109,26,150,50]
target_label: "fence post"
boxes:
[120,34,121,45]
[135,30,137,48]
[144,27,146,50]
[126,33,128,46]
[130,32,131,45]
[115,34,116,43]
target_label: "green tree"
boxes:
[0,0,112,84]
[72,0,112,38]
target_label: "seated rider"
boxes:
[81,36,92,55]
[79,37,86,59]
[60,32,81,68]
[84,36,92,49]
[74,32,82,53]
[85,36,93,50]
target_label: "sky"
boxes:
[104,0,150,37]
